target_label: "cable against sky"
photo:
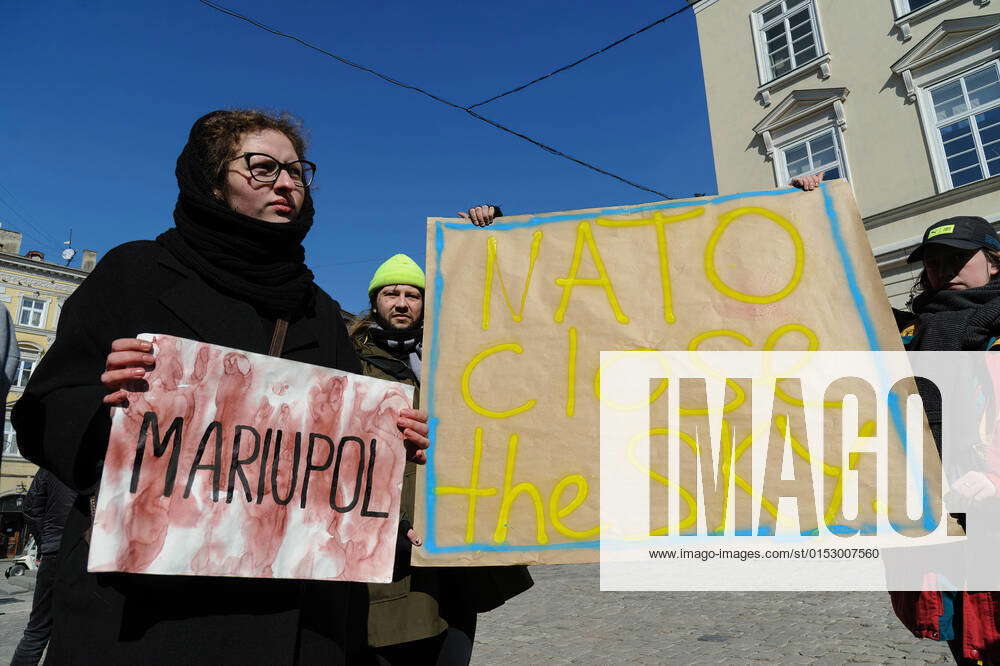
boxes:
[198,0,692,200]
[312,250,428,270]
[0,183,66,253]
[466,3,693,109]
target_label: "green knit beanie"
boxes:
[368,254,426,298]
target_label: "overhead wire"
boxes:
[311,251,427,270]
[0,187,65,254]
[198,0,688,200]
[466,3,693,109]
[463,108,670,198]
[0,183,64,247]
[198,0,467,112]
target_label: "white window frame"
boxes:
[3,420,20,459]
[751,0,826,85]
[13,359,34,390]
[893,0,954,15]
[13,344,40,390]
[17,296,47,329]
[917,59,1000,191]
[892,1,993,41]
[773,126,851,187]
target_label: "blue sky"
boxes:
[3,0,715,313]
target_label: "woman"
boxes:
[11,109,428,665]
[889,215,1000,664]
[789,172,1000,663]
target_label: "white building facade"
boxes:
[690,0,1000,305]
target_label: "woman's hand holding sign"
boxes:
[102,338,155,405]
[949,471,999,502]
[102,339,430,465]
[789,171,825,191]
[458,205,500,227]
[398,407,430,464]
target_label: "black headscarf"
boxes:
[157,111,316,318]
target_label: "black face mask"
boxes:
[157,110,316,319]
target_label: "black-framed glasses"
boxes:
[229,152,316,187]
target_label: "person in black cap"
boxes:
[900,215,1000,435]
[889,215,1000,664]
[906,216,1000,298]
[786,179,1000,660]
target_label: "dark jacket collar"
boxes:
[351,325,417,383]
[154,243,327,360]
[154,247,264,353]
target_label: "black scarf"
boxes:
[370,321,423,378]
[157,111,316,318]
[908,284,1000,453]
[909,285,1000,351]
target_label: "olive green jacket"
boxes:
[352,322,533,648]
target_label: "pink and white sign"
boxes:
[89,333,412,583]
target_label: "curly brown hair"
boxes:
[199,109,308,197]
[908,249,1000,307]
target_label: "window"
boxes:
[3,421,20,459]
[18,297,46,328]
[928,62,1000,189]
[754,0,823,82]
[894,0,979,18]
[13,345,40,390]
[904,0,940,11]
[778,129,846,184]
[753,87,850,186]
[14,358,34,389]
[891,1,989,42]
[892,14,1000,189]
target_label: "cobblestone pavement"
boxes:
[472,564,954,665]
[0,574,37,665]
[0,565,957,665]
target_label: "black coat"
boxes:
[12,240,368,666]
[22,469,76,555]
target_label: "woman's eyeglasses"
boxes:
[229,152,316,187]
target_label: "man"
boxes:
[0,305,18,442]
[351,253,426,387]
[0,307,16,402]
[10,469,76,666]
[353,206,532,665]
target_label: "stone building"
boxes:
[0,227,94,556]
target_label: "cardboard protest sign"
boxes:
[89,333,412,583]
[414,181,935,566]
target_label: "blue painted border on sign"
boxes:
[819,184,935,532]
[423,186,910,553]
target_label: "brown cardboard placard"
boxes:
[413,182,933,566]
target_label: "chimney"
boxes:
[0,229,23,255]
[81,249,97,272]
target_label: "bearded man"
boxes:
[352,207,532,666]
